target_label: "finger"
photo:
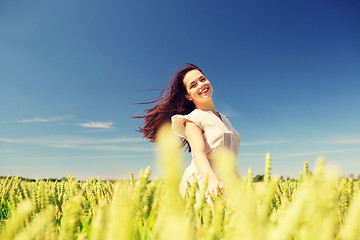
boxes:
[213,188,218,196]
[218,182,224,189]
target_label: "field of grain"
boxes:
[1,126,360,239]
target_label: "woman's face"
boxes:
[183,69,213,105]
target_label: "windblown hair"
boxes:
[135,63,203,151]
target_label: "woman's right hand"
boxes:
[206,174,224,197]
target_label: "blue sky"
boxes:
[1,0,359,180]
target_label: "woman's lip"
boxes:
[200,87,209,94]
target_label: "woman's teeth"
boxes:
[200,87,209,94]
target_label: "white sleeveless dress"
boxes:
[171,109,241,197]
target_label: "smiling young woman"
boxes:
[136,63,240,198]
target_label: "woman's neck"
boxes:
[195,100,216,114]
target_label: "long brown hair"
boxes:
[135,63,203,150]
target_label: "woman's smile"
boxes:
[199,86,209,95]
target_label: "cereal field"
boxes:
[1,126,360,239]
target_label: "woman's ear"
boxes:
[185,94,192,101]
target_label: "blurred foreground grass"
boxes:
[1,125,360,239]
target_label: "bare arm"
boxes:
[184,121,223,196]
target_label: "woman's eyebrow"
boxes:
[189,80,196,85]
[189,75,205,86]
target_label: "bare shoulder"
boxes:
[185,121,204,140]
[184,121,205,150]
[185,120,202,133]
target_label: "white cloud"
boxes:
[0,138,18,144]
[239,148,360,162]
[239,153,265,156]
[241,140,292,146]
[277,148,360,159]
[0,136,144,145]
[317,138,360,145]
[19,117,48,123]
[3,154,153,161]
[0,149,14,153]
[78,121,114,129]
[19,115,74,123]
[0,136,152,152]
[52,144,153,152]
